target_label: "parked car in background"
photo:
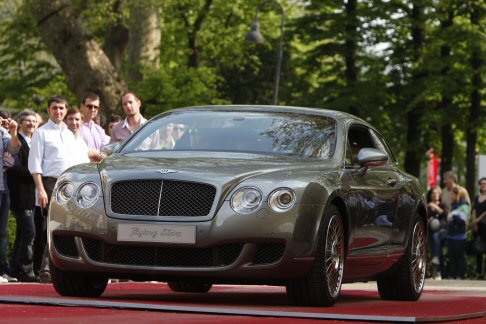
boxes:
[48,105,427,306]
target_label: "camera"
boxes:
[1,119,10,127]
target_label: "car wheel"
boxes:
[286,205,344,306]
[50,259,108,297]
[377,214,426,301]
[167,281,213,293]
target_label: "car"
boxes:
[48,105,427,306]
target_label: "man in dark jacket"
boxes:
[6,109,38,282]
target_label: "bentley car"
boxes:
[49,105,427,306]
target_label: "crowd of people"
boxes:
[0,91,146,283]
[427,170,486,280]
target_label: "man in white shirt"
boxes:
[28,96,82,283]
[110,91,147,143]
[65,107,91,164]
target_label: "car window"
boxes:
[370,130,396,164]
[346,126,376,166]
[121,111,337,160]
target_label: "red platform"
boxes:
[0,282,485,323]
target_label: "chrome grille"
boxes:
[110,179,216,216]
[81,237,243,267]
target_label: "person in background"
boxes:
[441,170,471,210]
[78,93,109,162]
[446,187,470,280]
[28,96,79,283]
[107,114,122,137]
[0,114,20,283]
[64,107,90,164]
[110,91,146,143]
[471,177,486,279]
[6,109,39,282]
[426,186,447,280]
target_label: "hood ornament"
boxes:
[156,169,178,174]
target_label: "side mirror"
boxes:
[101,142,120,156]
[357,148,388,168]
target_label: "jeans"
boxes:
[10,208,35,275]
[428,228,447,275]
[0,191,10,274]
[447,239,467,279]
[33,206,46,275]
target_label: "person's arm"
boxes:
[7,120,19,150]
[32,173,48,209]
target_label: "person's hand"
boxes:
[38,188,49,209]
[7,119,17,135]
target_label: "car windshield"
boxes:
[121,110,336,159]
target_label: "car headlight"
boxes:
[76,182,100,208]
[55,181,74,205]
[231,187,262,214]
[268,188,296,212]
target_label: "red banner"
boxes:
[427,148,440,188]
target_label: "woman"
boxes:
[471,177,486,278]
[446,187,470,279]
[426,187,447,279]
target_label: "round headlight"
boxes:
[76,182,100,208]
[231,187,262,214]
[56,181,74,205]
[268,188,296,212]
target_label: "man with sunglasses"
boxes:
[78,92,109,162]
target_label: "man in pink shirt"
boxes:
[110,91,147,143]
[78,93,109,162]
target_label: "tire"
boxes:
[377,214,426,301]
[286,205,345,307]
[50,259,108,297]
[167,281,213,293]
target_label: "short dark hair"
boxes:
[109,114,122,123]
[65,107,81,119]
[82,92,100,104]
[121,91,139,101]
[47,96,68,108]
[0,110,12,119]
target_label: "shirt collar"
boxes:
[121,116,147,129]
[47,118,67,130]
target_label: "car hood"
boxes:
[98,152,337,190]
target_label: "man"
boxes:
[78,93,109,161]
[110,91,147,143]
[0,114,20,283]
[28,96,80,283]
[65,107,90,164]
[6,109,38,282]
[441,170,471,212]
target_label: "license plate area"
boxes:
[117,224,196,244]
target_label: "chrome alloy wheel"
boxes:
[411,221,426,294]
[325,214,344,298]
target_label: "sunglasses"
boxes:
[86,104,99,109]
[174,127,185,132]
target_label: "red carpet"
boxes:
[0,282,485,323]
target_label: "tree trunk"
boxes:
[404,2,424,178]
[466,6,483,198]
[344,0,359,117]
[104,0,129,74]
[127,3,161,83]
[29,0,127,114]
[438,10,454,184]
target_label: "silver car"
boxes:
[49,105,427,306]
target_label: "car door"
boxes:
[344,125,400,264]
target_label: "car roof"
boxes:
[165,105,371,128]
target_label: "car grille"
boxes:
[53,235,79,258]
[81,237,243,267]
[110,179,216,216]
[253,243,285,265]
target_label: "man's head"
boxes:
[107,114,122,136]
[16,109,38,136]
[121,91,141,117]
[65,107,83,136]
[0,110,12,129]
[47,96,68,124]
[443,170,458,190]
[173,123,186,141]
[81,92,100,123]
